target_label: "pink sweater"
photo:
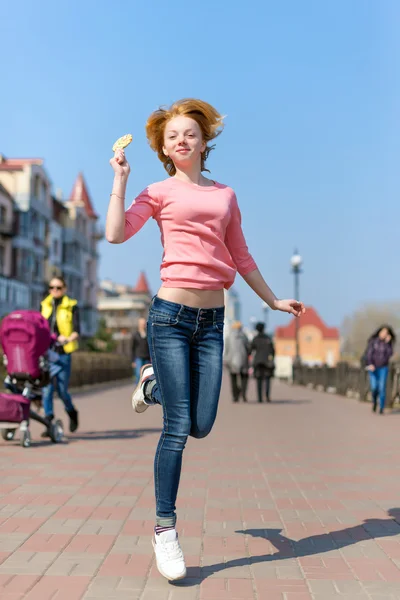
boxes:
[124,177,257,290]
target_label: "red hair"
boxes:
[146,98,224,175]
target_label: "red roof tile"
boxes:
[0,157,43,171]
[5,158,43,165]
[275,307,339,340]
[135,271,150,294]
[69,173,98,219]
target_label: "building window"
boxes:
[0,245,5,275]
[0,206,6,225]
[53,239,59,256]
[0,280,6,302]
[18,211,30,237]
[38,216,46,241]
[32,212,42,241]
[33,175,41,200]
[305,335,313,342]
[41,181,47,203]
[33,256,41,280]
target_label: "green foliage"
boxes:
[85,318,116,353]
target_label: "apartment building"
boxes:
[0,155,102,335]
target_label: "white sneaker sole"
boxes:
[131,364,152,413]
[152,538,187,581]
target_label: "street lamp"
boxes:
[290,250,303,363]
[261,301,269,332]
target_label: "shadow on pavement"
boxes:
[267,399,311,405]
[239,399,311,405]
[179,508,400,586]
[0,428,162,448]
[68,427,162,441]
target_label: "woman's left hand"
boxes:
[274,299,305,316]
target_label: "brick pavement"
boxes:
[1,375,400,599]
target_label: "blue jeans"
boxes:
[42,353,75,417]
[134,357,149,381]
[147,296,224,527]
[369,366,389,411]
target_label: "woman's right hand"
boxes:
[110,148,131,178]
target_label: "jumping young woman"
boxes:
[106,99,305,581]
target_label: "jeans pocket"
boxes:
[214,321,224,333]
[150,312,179,327]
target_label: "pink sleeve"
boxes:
[225,193,257,276]
[124,185,160,241]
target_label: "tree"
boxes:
[85,318,116,353]
[341,302,400,360]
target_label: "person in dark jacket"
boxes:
[224,321,250,402]
[365,325,396,414]
[251,322,275,403]
[132,317,151,381]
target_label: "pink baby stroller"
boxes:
[0,310,64,447]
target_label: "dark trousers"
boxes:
[256,376,272,402]
[230,372,248,402]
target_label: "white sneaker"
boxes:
[131,364,154,413]
[152,529,187,581]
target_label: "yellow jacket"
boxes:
[41,294,79,354]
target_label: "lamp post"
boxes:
[290,250,302,364]
[261,301,269,333]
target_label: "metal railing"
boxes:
[293,362,400,408]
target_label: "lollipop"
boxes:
[112,134,133,152]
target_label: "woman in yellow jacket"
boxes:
[40,276,80,433]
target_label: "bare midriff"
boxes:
[157,286,225,309]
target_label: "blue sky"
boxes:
[1,1,399,331]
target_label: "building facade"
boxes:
[275,307,340,366]
[0,155,102,335]
[97,272,152,356]
[97,271,152,333]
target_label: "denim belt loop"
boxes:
[177,304,184,320]
[213,309,216,326]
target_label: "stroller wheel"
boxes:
[50,419,64,443]
[1,428,16,441]
[20,429,31,448]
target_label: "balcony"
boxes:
[63,227,89,252]
[0,275,30,316]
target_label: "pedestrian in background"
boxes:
[365,325,396,414]
[132,317,151,381]
[40,276,80,433]
[251,322,275,403]
[224,321,250,402]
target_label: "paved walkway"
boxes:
[1,375,400,599]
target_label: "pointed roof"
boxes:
[134,271,150,294]
[69,172,98,219]
[275,307,339,340]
